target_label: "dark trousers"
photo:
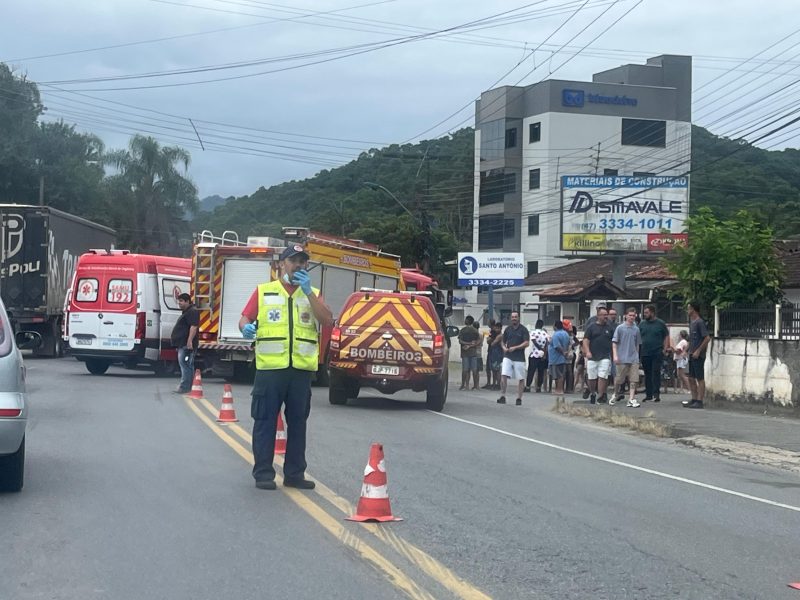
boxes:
[251,368,312,482]
[641,354,662,400]
[526,356,548,390]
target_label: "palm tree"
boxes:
[105,135,198,254]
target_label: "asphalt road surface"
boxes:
[3,356,800,599]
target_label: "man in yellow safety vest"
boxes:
[239,244,333,490]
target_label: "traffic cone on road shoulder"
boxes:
[346,443,402,523]
[189,369,204,399]
[216,384,239,423]
[274,411,287,455]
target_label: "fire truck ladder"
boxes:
[193,230,244,310]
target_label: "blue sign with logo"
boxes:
[562,89,584,107]
[562,89,638,108]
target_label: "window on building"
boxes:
[633,171,656,177]
[528,214,540,236]
[527,261,539,277]
[505,127,517,149]
[621,118,666,147]
[529,122,541,143]
[504,218,515,239]
[603,168,618,176]
[528,168,541,190]
[478,215,504,249]
[480,169,517,206]
[479,119,504,162]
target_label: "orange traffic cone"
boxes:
[189,369,204,399]
[274,411,287,455]
[216,384,239,422]
[346,443,402,522]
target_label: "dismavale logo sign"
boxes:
[569,191,593,213]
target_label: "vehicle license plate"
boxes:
[372,365,399,375]
[74,338,93,345]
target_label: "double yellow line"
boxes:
[184,395,491,600]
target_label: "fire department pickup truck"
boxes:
[328,289,458,411]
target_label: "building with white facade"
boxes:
[469,54,692,323]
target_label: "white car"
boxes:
[0,299,40,492]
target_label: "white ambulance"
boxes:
[64,250,192,375]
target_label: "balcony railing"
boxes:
[715,303,800,340]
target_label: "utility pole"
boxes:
[593,142,601,175]
[38,175,44,206]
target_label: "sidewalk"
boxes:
[448,362,800,470]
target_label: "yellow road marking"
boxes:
[194,397,492,600]
[183,397,435,600]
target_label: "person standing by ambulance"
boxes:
[239,244,333,490]
[171,293,199,394]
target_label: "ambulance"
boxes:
[191,228,435,380]
[64,250,192,375]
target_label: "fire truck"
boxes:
[191,227,442,381]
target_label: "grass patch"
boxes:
[552,400,673,438]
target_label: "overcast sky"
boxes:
[1,0,798,198]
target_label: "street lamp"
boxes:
[362,182,417,220]
[362,181,433,273]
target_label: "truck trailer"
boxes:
[0,205,115,357]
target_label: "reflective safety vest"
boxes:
[255,280,320,371]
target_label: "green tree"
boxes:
[663,207,784,310]
[0,64,43,202]
[105,135,198,254]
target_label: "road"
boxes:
[2,356,800,599]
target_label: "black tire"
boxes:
[314,362,330,387]
[153,360,174,377]
[53,335,64,358]
[329,370,356,405]
[86,359,110,375]
[0,437,24,492]
[426,370,448,412]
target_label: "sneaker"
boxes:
[653,396,661,403]
[283,477,316,489]
[598,393,608,404]
[458,385,467,391]
[481,384,492,389]
[686,400,704,409]
[682,398,694,407]
[627,399,641,408]
[582,388,590,400]
[515,398,522,406]
[590,393,596,405]
[642,397,653,403]
[608,395,617,406]
[497,396,506,404]
[524,386,531,393]
[255,480,277,490]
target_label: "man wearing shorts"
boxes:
[612,307,642,407]
[548,319,570,407]
[498,312,529,406]
[684,302,711,409]
[458,315,481,390]
[582,306,614,404]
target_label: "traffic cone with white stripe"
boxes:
[216,384,239,423]
[274,411,287,455]
[346,443,402,522]
[189,369,204,399]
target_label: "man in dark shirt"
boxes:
[498,312,529,406]
[171,293,199,394]
[581,306,614,404]
[458,315,481,390]
[684,302,711,409]
[639,304,671,402]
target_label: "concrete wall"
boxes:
[706,338,800,409]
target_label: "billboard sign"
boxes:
[647,233,688,252]
[560,175,689,253]
[457,253,525,287]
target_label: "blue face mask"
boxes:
[282,273,291,284]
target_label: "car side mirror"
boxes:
[16,331,42,351]
[445,325,460,338]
